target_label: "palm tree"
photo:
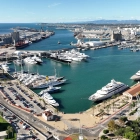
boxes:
[99,109,104,119]
[9,126,13,137]
[97,104,100,111]
[107,104,111,114]
[112,102,115,112]
[91,104,95,116]
[6,126,11,139]
[6,129,10,139]
[103,101,106,109]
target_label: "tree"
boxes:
[115,127,125,136]
[101,135,108,140]
[103,101,106,109]
[108,120,117,132]
[6,129,10,139]
[99,109,104,119]
[97,104,100,111]
[0,111,3,117]
[103,129,109,134]
[118,118,125,127]
[124,131,138,140]
[112,102,115,112]
[136,117,140,124]
[106,104,111,114]
[9,126,13,137]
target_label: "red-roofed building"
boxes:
[123,83,140,100]
[42,110,54,121]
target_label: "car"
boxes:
[32,135,37,140]
[33,100,37,103]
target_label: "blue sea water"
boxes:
[0,23,139,113]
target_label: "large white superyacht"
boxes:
[89,79,128,102]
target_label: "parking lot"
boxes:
[1,83,46,115]
[0,103,51,140]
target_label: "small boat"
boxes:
[0,63,10,72]
[58,41,61,44]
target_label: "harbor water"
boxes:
[0,23,139,113]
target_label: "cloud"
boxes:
[48,3,61,8]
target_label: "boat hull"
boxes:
[47,56,71,64]
[130,75,140,81]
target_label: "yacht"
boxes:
[1,63,10,72]
[130,70,140,81]
[39,86,61,94]
[31,79,66,89]
[89,79,128,102]
[31,55,43,64]
[42,94,59,106]
[24,57,37,64]
[42,93,53,100]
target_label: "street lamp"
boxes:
[78,120,84,140]
[79,133,84,140]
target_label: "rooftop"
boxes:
[124,83,140,96]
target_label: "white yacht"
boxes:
[24,57,37,64]
[42,93,53,100]
[89,79,128,102]
[39,86,61,94]
[32,55,43,64]
[1,63,10,72]
[130,70,140,81]
[31,79,66,89]
[42,93,59,106]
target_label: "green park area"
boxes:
[0,114,16,140]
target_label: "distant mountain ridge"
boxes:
[66,20,140,24]
[82,20,140,24]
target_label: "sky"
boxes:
[0,0,140,23]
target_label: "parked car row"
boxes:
[0,103,39,140]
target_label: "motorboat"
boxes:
[31,79,66,89]
[89,79,128,102]
[1,63,10,72]
[31,55,43,64]
[24,57,37,64]
[130,70,140,81]
[39,86,61,94]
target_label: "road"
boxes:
[0,96,97,140]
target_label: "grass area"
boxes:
[0,116,9,131]
[0,116,17,140]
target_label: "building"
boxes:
[42,111,54,121]
[123,83,140,100]
[111,31,122,41]
[0,131,7,139]
[11,32,20,43]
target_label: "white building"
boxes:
[42,111,54,121]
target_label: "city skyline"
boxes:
[0,0,140,23]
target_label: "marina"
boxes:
[0,23,140,114]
